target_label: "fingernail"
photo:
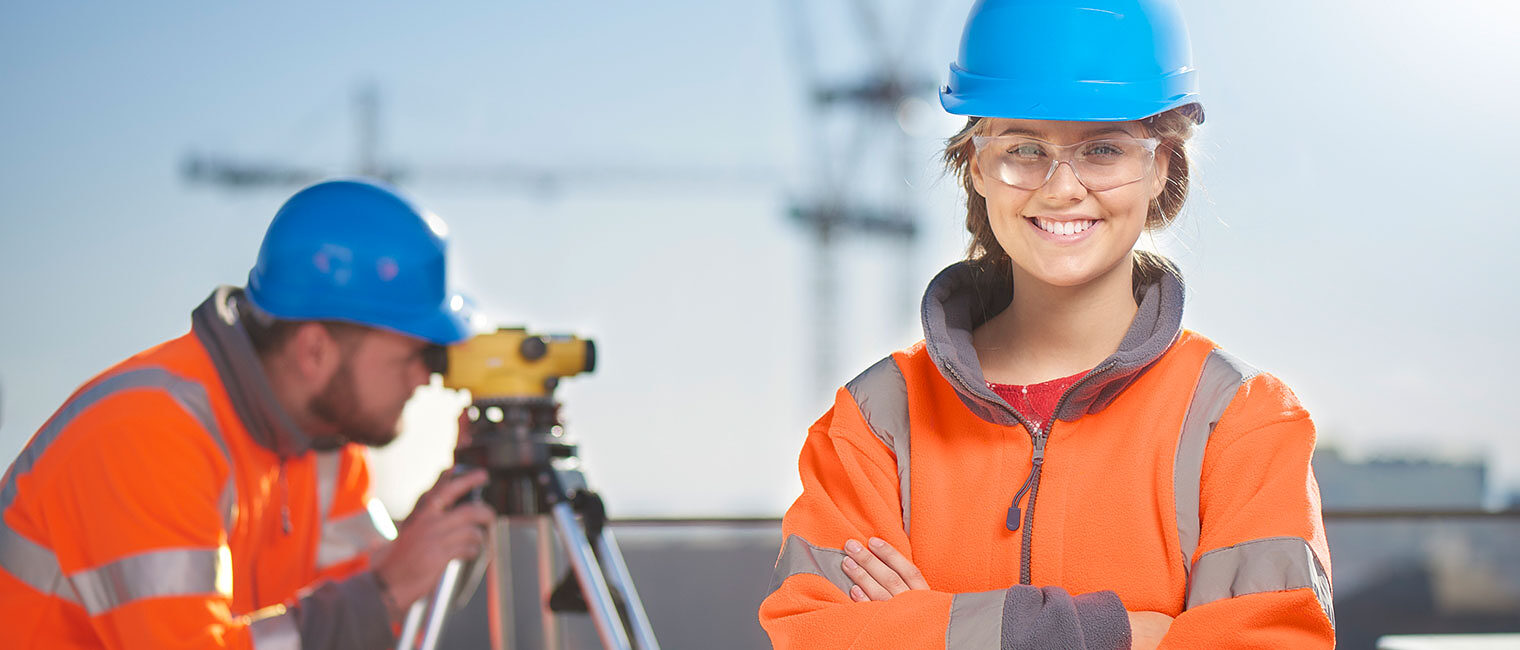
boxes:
[851,586,865,600]
[868,537,885,549]
[844,539,863,553]
[842,557,859,571]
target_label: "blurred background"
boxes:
[3,1,1517,647]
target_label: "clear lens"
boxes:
[972,136,1159,192]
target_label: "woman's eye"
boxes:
[1083,142,1125,157]
[1008,143,1046,159]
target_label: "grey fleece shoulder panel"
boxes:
[1173,348,1260,570]
[844,356,913,535]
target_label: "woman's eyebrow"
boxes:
[1082,127,1137,138]
[993,126,1043,137]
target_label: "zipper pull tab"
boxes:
[1032,431,1047,466]
[1006,465,1036,532]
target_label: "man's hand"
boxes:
[1127,611,1174,650]
[372,468,496,622]
[839,537,929,602]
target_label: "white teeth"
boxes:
[1036,218,1093,235]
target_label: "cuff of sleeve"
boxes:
[343,571,399,649]
[1072,590,1130,650]
[292,570,398,650]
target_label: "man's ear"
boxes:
[285,322,341,386]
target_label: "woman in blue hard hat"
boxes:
[761,1,1335,648]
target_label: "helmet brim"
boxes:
[381,292,477,345]
[940,66,1205,124]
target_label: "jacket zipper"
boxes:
[1003,360,1114,585]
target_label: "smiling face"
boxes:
[968,118,1169,290]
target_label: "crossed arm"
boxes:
[762,377,1334,649]
[838,536,1173,650]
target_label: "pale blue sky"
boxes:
[4,1,1518,516]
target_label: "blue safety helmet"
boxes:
[245,178,473,345]
[941,0,1204,123]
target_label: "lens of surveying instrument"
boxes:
[520,336,548,361]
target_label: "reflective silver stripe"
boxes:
[0,367,238,605]
[316,501,393,569]
[2,367,230,510]
[69,547,225,616]
[845,356,912,534]
[765,534,853,598]
[946,589,1004,649]
[249,610,302,650]
[1187,536,1335,627]
[314,450,341,520]
[366,497,399,540]
[0,519,81,606]
[1172,349,1258,570]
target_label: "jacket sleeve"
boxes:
[39,390,392,650]
[1159,372,1335,648]
[759,387,1131,650]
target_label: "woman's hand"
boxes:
[1126,611,1174,650]
[840,537,929,601]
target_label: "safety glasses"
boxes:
[971,135,1161,192]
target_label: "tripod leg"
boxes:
[417,559,462,650]
[397,599,426,650]
[550,501,632,650]
[486,518,512,650]
[594,529,661,650]
[537,516,562,650]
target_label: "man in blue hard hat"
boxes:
[0,178,496,649]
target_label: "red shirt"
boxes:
[987,368,1089,430]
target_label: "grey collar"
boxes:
[920,260,1184,428]
[191,286,338,458]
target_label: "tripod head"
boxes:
[438,327,596,516]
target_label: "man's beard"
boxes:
[311,360,401,447]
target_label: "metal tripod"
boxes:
[395,398,660,650]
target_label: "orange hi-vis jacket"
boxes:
[0,287,398,649]
[761,262,1335,649]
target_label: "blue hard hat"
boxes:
[941,0,1204,123]
[245,178,473,345]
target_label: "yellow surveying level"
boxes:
[440,327,595,398]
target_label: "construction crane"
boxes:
[182,82,774,197]
[781,0,938,397]
[183,0,943,400]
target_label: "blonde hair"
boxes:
[941,108,1196,294]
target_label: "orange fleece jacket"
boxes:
[1,288,394,649]
[761,262,1334,649]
